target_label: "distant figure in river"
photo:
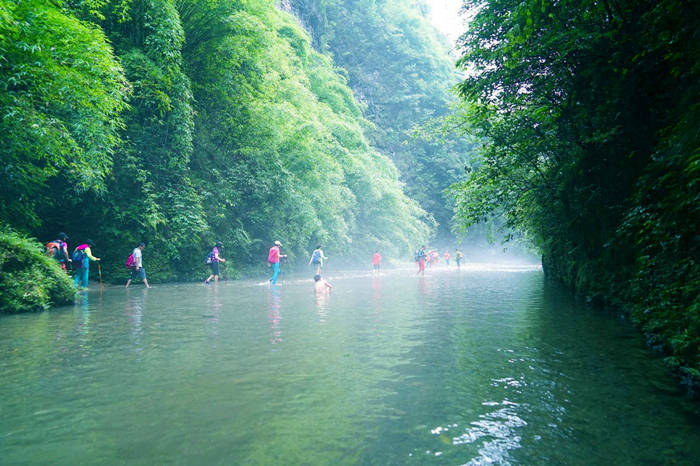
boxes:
[308,245,327,275]
[73,240,100,289]
[204,241,226,284]
[126,242,150,288]
[46,232,71,271]
[314,274,332,293]
[444,250,450,266]
[268,240,287,285]
[415,245,426,276]
[428,250,438,267]
[372,250,381,273]
[455,249,464,270]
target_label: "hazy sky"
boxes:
[428,0,468,45]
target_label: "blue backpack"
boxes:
[71,248,85,268]
[205,250,215,265]
[311,250,321,264]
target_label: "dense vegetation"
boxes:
[0,0,433,287]
[0,231,75,313]
[453,0,699,389]
[288,0,478,238]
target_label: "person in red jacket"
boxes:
[267,241,287,285]
[372,250,381,273]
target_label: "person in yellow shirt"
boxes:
[73,239,100,289]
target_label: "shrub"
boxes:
[0,231,75,313]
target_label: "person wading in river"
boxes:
[204,241,225,284]
[46,232,71,272]
[73,240,100,289]
[455,249,464,270]
[372,250,381,274]
[126,242,150,288]
[308,245,327,275]
[314,274,332,293]
[415,245,426,276]
[268,241,287,285]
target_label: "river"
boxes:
[1,264,698,464]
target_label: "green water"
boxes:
[1,265,698,465]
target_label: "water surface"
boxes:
[1,264,698,464]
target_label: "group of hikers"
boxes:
[414,245,464,276]
[46,233,464,291]
[267,241,332,292]
[44,233,103,290]
[45,233,150,289]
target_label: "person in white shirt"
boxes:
[126,242,150,288]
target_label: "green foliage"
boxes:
[181,0,430,261]
[0,0,128,230]
[1,0,433,294]
[0,230,75,313]
[289,0,476,238]
[454,0,700,388]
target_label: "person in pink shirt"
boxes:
[444,250,450,266]
[267,240,287,285]
[372,250,381,273]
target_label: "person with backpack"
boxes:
[72,239,100,289]
[308,245,327,275]
[126,242,150,288]
[414,245,426,276]
[204,241,225,284]
[267,240,287,285]
[46,232,71,271]
[455,248,464,270]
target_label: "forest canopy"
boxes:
[0,0,434,282]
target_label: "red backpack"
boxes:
[125,253,135,269]
[45,241,61,258]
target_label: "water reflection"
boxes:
[205,284,221,338]
[125,288,146,349]
[2,269,699,465]
[267,285,282,344]
[76,291,90,337]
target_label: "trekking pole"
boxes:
[98,262,103,288]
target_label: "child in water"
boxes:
[314,274,332,293]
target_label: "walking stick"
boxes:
[98,262,103,288]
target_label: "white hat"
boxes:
[274,240,282,246]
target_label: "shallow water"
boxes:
[1,264,698,465]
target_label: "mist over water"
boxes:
[1,265,698,464]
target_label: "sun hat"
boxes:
[274,240,282,246]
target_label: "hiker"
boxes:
[72,240,100,289]
[46,232,71,271]
[444,250,450,266]
[372,250,381,273]
[414,245,426,276]
[126,242,150,288]
[314,274,332,293]
[308,245,327,275]
[455,249,464,270]
[204,241,225,284]
[267,240,287,285]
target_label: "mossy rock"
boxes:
[0,231,75,313]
